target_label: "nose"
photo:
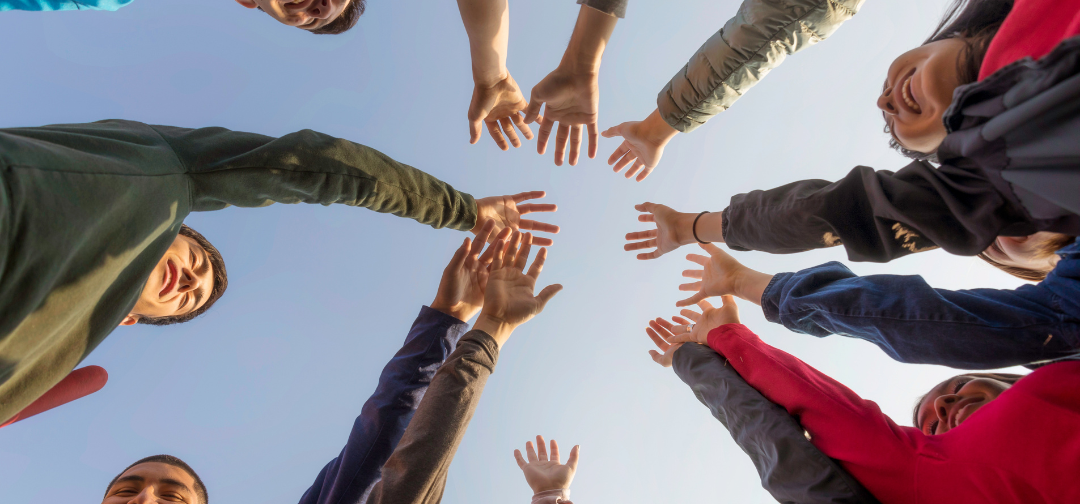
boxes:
[932,394,959,433]
[309,0,333,19]
[177,266,202,294]
[128,487,156,504]
[877,87,898,115]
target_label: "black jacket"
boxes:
[722,37,1080,262]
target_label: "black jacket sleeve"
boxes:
[672,344,881,504]
[722,161,1034,262]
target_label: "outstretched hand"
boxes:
[646,314,695,367]
[430,221,511,322]
[474,231,563,346]
[514,435,580,494]
[677,244,773,307]
[602,109,678,182]
[660,295,742,346]
[525,69,599,166]
[468,73,535,150]
[473,191,559,246]
[625,202,693,260]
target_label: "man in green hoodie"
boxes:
[0,119,559,423]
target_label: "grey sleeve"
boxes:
[672,344,880,504]
[577,0,626,18]
[658,0,863,133]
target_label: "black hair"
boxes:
[104,454,208,504]
[310,0,365,34]
[911,372,1025,426]
[138,224,228,326]
[884,0,1014,160]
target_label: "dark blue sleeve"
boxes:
[761,243,1080,369]
[297,306,470,504]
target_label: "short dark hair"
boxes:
[138,224,229,326]
[310,0,365,35]
[104,454,208,504]
[884,0,1014,160]
[976,233,1076,282]
[911,372,1025,425]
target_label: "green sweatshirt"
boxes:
[0,119,477,423]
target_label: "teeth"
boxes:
[902,76,921,113]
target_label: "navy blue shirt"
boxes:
[297,306,469,504]
[762,240,1080,369]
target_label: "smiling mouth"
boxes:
[901,71,922,113]
[159,260,178,298]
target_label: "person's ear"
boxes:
[119,314,140,326]
[234,0,259,8]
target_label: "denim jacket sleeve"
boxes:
[297,306,469,504]
[761,242,1080,369]
[672,344,881,504]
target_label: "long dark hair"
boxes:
[911,372,1025,425]
[886,0,1014,160]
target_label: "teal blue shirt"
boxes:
[0,0,133,11]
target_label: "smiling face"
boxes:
[916,375,1013,435]
[122,234,215,325]
[102,462,200,504]
[879,38,968,154]
[234,0,351,30]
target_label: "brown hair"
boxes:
[310,0,365,35]
[885,0,1014,160]
[911,372,1025,425]
[138,224,229,326]
[977,233,1076,282]
[104,454,208,504]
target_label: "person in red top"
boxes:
[651,296,1080,504]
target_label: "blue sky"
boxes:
[0,1,1030,502]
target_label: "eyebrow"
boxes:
[193,246,211,309]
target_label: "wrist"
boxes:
[472,66,509,88]
[674,212,700,246]
[473,313,516,346]
[642,109,679,145]
[732,269,774,306]
[429,301,480,323]
[693,211,725,243]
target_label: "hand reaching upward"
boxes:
[514,435,580,494]
[430,221,510,322]
[676,243,774,307]
[525,69,600,166]
[663,296,742,346]
[602,109,678,182]
[473,191,559,246]
[473,231,562,346]
[468,73,534,150]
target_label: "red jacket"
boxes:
[707,324,1080,504]
[979,0,1080,80]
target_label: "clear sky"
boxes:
[0,1,1030,503]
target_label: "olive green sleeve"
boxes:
[150,125,478,231]
[657,0,863,133]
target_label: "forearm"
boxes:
[153,125,478,231]
[559,4,618,75]
[365,331,499,504]
[457,0,510,85]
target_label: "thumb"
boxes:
[601,123,624,138]
[468,98,493,145]
[700,242,724,256]
[666,333,697,344]
[524,90,545,124]
[514,449,528,469]
[566,445,580,471]
[675,290,707,308]
[534,284,564,311]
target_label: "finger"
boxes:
[612,151,636,173]
[697,299,716,311]
[676,290,708,307]
[472,220,496,252]
[679,309,702,322]
[635,202,656,212]
[526,440,538,463]
[536,116,555,155]
[485,120,509,151]
[504,231,522,266]
[512,113,534,140]
[623,239,656,251]
[530,236,555,247]
[607,140,631,165]
[490,239,507,271]
[646,327,671,352]
[637,251,663,261]
[666,333,698,344]
[637,214,656,223]
[536,435,548,461]
[649,349,664,364]
[518,219,561,234]
[686,254,709,266]
[512,191,547,203]
[636,164,655,182]
[671,315,691,325]
[516,204,558,215]
[682,269,704,279]
[526,247,547,279]
[568,125,581,166]
[567,445,580,470]
[515,233,533,271]
[719,294,740,319]
[678,281,703,292]
[649,319,676,339]
[447,237,470,271]
[534,283,563,310]
[624,159,644,179]
[700,242,724,255]
[524,96,544,124]
[499,117,522,148]
[514,449,527,469]
[600,124,622,138]
[550,439,560,464]
[469,116,483,145]
[625,230,657,241]
[554,123,570,166]
[587,123,598,159]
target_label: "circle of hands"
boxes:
[514,435,581,494]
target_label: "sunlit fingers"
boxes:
[485,120,508,151]
[607,141,632,165]
[625,229,657,240]
[554,123,570,166]
[512,113,534,140]
[519,219,561,234]
[682,269,704,279]
[568,125,582,166]
[536,117,555,155]
[516,203,558,215]
[499,117,521,148]
[623,239,656,252]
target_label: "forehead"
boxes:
[117,462,196,488]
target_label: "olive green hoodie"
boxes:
[0,119,476,422]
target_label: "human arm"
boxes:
[670,344,882,504]
[524,4,618,166]
[514,435,580,504]
[761,250,1080,369]
[458,0,534,150]
[676,243,774,307]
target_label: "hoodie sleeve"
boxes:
[149,124,477,231]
